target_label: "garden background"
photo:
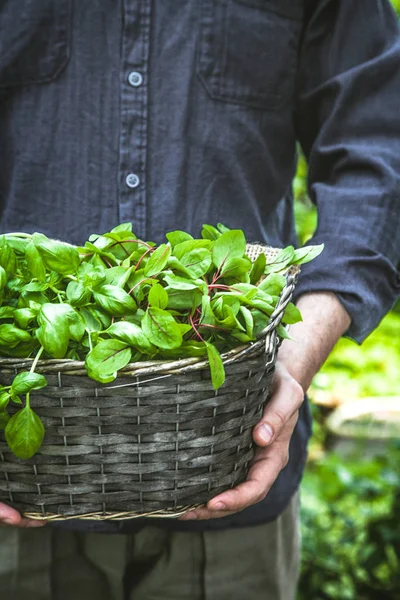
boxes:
[297,2,400,597]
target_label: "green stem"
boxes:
[30,346,44,373]
[87,330,93,352]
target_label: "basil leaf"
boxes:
[0,392,11,410]
[0,324,31,347]
[106,321,155,353]
[66,281,92,306]
[37,303,74,358]
[11,372,47,396]
[5,406,45,460]
[205,342,225,390]
[0,411,10,430]
[13,308,38,329]
[0,306,15,319]
[212,230,246,269]
[25,242,46,281]
[148,283,169,309]
[0,237,17,276]
[144,243,171,276]
[85,339,132,380]
[94,285,137,316]
[32,233,80,275]
[173,239,213,260]
[142,307,182,349]
[0,265,7,290]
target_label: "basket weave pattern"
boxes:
[0,245,298,520]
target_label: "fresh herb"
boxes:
[0,224,323,458]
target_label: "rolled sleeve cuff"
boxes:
[292,235,400,343]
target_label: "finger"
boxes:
[0,503,46,528]
[253,367,303,447]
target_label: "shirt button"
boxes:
[126,173,140,189]
[128,71,143,87]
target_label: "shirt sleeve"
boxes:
[293,0,400,342]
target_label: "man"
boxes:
[0,1,400,598]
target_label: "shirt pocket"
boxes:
[197,0,303,110]
[0,0,71,89]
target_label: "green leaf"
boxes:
[220,256,252,279]
[258,273,287,296]
[165,288,202,310]
[37,303,74,358]
[163,273,201,291]
[212,230,246,268]
[205,342,225,390]
[179,248,212,278]
[0,411,10,430]
[148,283,169,309]
[0,392,11,410]
[13,308,38,329]
[142,307,182,349]
[249,253,266,285]
[201,224,221,240]
[0,306,15,320]
[0,237,17,276]
[85,339,132,380]
[5,406,45,459]
[158,341,208,359]
[0,265,7,290]
[25,242,46,281]
[110,222,133,233]
[106,321,155,353]
[291,244,324,265]
[103,265,134,288]
[166,230,193,247]
[276,323,293,340]
[239,306,254,339]
[282,302,302,325]
[66,281,92,306]
[93,285,137,316]
[173,239,213,260]
[143,243,171,276]
[0,324,31,347]
[11,372,47,396]
[264,246,295,275]
[32,233,80,275]
[68,311,86,342]
[252,309,271,337]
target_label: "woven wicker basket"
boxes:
[0,244,299,520]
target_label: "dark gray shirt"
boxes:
[1,0,400,532]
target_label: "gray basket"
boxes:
[0,245,299,520]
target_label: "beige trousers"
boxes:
[0,492,300,600]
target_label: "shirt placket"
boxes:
[118,0,151,239]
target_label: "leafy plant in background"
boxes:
[299,405,400,600]
[0,224,323,459]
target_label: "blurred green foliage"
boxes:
[299,418,400,600]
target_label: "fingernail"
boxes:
[181,512,197,520]
[2,519,15,526]
[258,424,273,444]
[211,502,225,511]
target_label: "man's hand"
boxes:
[180,291,351,520]
[0,503,46,528]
